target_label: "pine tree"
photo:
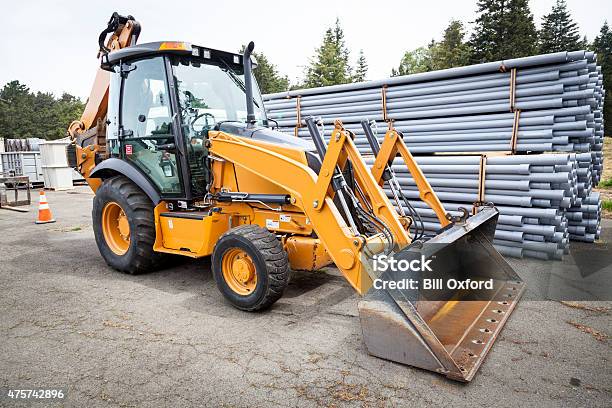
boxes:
[469,0,537,63]
[353,50,368,82]
[593,22,612,136]
[581,35,589,49]
[508,0,538,57]
[304,18,352,88]
[431,20,471,69]
[243,47,289,94]
[538,0,583,53]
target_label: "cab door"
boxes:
[118,57,184,197]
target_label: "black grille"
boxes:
[66,144,78,168]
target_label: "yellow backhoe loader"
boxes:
[67,12,525,382]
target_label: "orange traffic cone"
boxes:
[35,190,56,224]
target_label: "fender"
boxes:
[89,158,161,204]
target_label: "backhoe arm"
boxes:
[67,13,140,190]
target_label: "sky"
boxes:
[0,0,609,99]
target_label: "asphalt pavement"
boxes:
[0,187,610,407]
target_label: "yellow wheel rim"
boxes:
[222,248,257,295]
[102,201,130,255]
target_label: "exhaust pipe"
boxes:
[243,41,256,126]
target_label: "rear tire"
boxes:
[212,225,289,311]
[92,175,165,274]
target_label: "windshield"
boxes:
[171,58,267,131]
[170,57,267,198]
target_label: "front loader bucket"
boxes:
[358,207,525,382]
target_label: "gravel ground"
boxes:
[0,187,610,407]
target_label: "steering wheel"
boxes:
[191,112,216,134]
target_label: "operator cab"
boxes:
[102,41,312,203]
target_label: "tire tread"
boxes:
[215,225,289,311]
[93,176,165,274]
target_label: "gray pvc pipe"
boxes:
[263,51,572,99]
[266,51,601,256]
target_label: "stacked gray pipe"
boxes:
[263,50,604,260]
[361,153,593,260]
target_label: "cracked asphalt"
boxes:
[1,187,610,407]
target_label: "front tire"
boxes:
[212,225,289,311]
[92,176,164,274]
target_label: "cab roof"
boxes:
[101,41,254,71]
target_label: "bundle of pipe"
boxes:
[567,153,601,243]
[264,50,605,259]
[373,152,601,257]
[360,154,589,260]
[264,50,604,183]
[567,191,601,243]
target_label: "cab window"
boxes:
[119,57,182,195]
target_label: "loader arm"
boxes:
[212,122,524,382]
[371,128,450,228]
[209,122,412,294]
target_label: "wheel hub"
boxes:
[117,210,130,240]
[222,248,257,295]
[233,256,255,283]
[101,201,130,255]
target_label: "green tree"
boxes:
[0,80,84,140]
[0,81,36,139]
[241,46,289,94]
[592,21,612,135]
[430,20,472,69]
[538,0,584,53]
[353,49,368,82]
[55,93,87,138]
[33,91,59,140]
[391,46,434,76]
[392,20,472,77]
[581,35,589,48]
[304,18,352,87]
[469,0,537,63]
